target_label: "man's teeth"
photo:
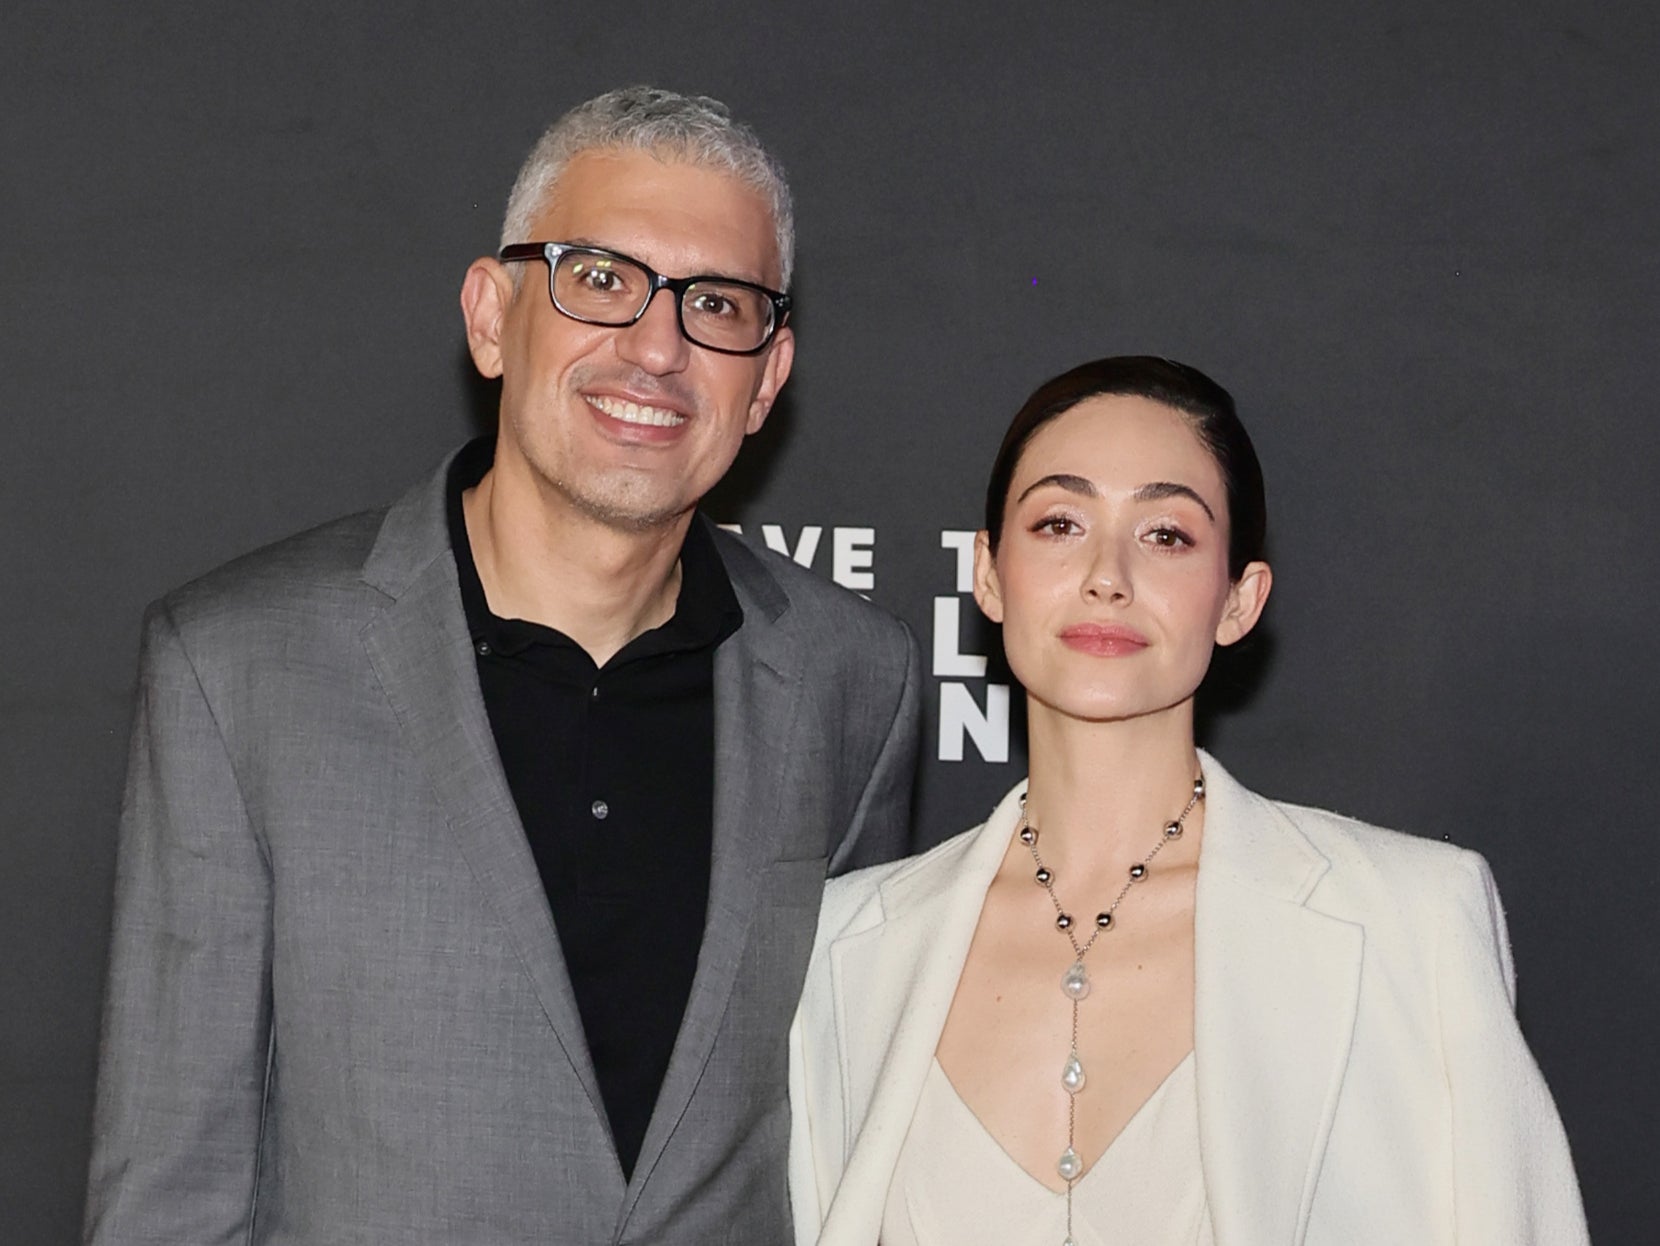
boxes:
[590,395,686,427]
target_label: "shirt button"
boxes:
[591,800,609,820]
[475,640,492,657]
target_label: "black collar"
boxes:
[445,437,742,664]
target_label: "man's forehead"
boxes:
[530,147,781,285]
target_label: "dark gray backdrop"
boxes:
[5,2,1654,1240]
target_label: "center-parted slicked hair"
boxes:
[984,356,1268,580]
[499,85,796,288]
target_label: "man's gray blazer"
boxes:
[83,454,923,1245]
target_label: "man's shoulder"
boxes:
[130,501,420,699]
[156,455,453,643]
[161,506,391,630]
[708,523,912,652]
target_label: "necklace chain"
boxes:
[1017,770,1205,1246]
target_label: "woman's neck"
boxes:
[1022,698,1204,879]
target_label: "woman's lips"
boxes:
[1058,623,1149,656]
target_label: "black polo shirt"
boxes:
[445,437,742,1180]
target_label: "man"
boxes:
[84,86,921,1245]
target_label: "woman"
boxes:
[788,358,1588,1245]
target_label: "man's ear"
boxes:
[1215,560,1273,646]
[460,258,514,379]
[972,530,1005,624]
[745,325,795,435]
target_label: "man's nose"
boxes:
[614,288,692,375]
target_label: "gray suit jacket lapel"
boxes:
[623,526,805,1205]
[357,461,612,1140]
[359,487,820,1215]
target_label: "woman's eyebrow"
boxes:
[1135,481,1216,521]
[1015,473,1097,504]
[1016,474,1217,523]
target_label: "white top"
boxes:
[880,1052,1214,1246]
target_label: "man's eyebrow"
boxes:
[1135,481,1216,521]
[564,237,765,285]
[1015,473,1098,505]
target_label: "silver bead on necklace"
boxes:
[1019,771,1204,1246]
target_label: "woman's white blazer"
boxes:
[788,753,1588,1245]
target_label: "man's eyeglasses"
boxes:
[498,242,791,356]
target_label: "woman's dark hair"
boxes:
[984,356,1268,579]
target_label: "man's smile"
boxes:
[586,393,689,427]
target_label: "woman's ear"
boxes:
[972,530,1005,624]
[1215,560,1272,646]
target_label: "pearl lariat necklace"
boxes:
[1017,771,1205,1246]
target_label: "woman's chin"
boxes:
[1027,687,1199,730]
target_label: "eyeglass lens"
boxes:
[550,249,775,352]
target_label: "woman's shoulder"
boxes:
[1204,753,1502,939]
[1272,794,1485,875]
[1204,753,1479,881]
[1243,785,1511,983]
[818,783,1027,941]
[1212,766,1516,1001]
[1267,793,1494,901]
[820,825,982,931]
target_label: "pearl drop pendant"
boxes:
[1060,961,1091,999]
[1061,1051,1087,1094]
[1057,1146,1083,1182]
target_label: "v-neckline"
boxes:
[927,1050,1196,1196]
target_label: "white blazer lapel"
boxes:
[815,786,1025,1245]
[1193,755,1364,1246]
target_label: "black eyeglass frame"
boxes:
[498,241,792,356]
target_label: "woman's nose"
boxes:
[1082,539,1131,602]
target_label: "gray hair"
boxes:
[499,85,795,289]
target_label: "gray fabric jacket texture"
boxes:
[84,452,923,1245]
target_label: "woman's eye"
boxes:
[1032,515,1079,537]
[1146,526,1192,548]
